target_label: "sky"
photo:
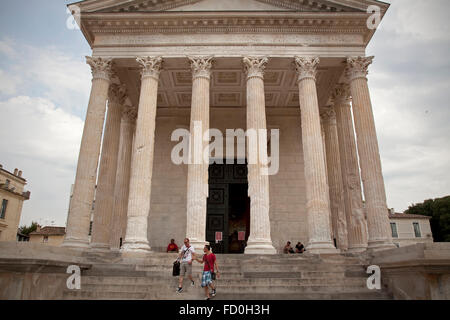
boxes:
[0,0,449,228]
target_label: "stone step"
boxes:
[81,276,367,287]
[63,290,203,300]
[214,292,392,300]
[240,264,364,273]
[70,283,372,297]
[242,271,348,279]
[63,290,391,301]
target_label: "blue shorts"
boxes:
[201,271,213,288]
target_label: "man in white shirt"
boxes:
[176,238,196,293]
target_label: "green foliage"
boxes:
[405,196,450,242]
[19,221,38,236]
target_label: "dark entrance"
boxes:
[206,162,250,254]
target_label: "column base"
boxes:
[89,243,111,252]
[61,237,90,250]
[347,245,368,253]
[244,240,277,255]
[368,239,397,251]
[121,240,151,253]
[306,241,339,254]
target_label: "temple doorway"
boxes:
[206,162,250,254]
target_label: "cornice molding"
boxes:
[81,13,371,41]
[78,0,378,14]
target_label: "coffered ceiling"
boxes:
[114,57,345,109]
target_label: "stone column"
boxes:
[185,56,213,252]
[122,56,162,253]
[321,107,348,251]
[346,57,395,250]
[63,57,112,249]
[110,105,137,250]
[90,83,125,251]
[294,57,337,254]
[243,57,276,255]
[332,84,368,252]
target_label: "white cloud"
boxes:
[0,38,91,114]
[0,69,22,95]
[385,0,450,41]
[0,38,91,227]
[0,96,83,227]
[364,0,450,212]
[0,39,16,58]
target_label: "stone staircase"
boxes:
[62,253,393,300]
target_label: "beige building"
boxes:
[389,211,433,248]
[0,164,30,242]
[63,0,397,255]
[29,226,66,246]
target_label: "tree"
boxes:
[405,196,450,242]
[19,221,39,236]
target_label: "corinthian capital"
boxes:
[331,83,351,105]
[86,56,113,81]
[345,56,374,81]
[243,56,269,80]
[188,56,214,80]
[136,56,163,80]
[320,107,337,124]
[108,83,127,106]
[294,57,320,82]
[122,105,137,122]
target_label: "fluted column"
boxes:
[63,57,112,249]
[243,57,276,255]
[110,105,137,250]
[332,84,368,252]
[321,107,348,251]
[90,83,125,251]
[346,57,395,250]
[122,56,162,253]
[294,57,337,254]
[185,56,213,252]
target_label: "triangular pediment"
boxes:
[167,0,291,12]
[76,0,389,13]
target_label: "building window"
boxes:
[0,199,8,219]
[43,236,49,243]
[390,222,398,238]
[413,222,421,238]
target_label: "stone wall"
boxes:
[370,243,450,300]
[147,108,308,253]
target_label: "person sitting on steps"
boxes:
[283,241,295,254]
[167,239,179,253]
